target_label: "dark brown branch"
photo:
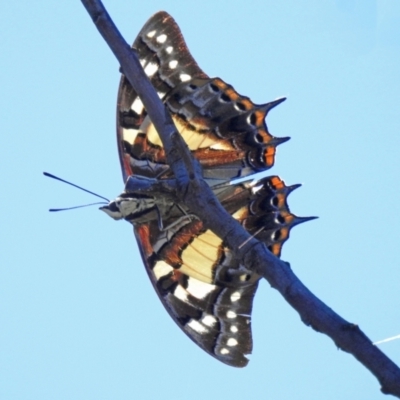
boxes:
[81,0,400,396]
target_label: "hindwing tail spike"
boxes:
[259,97,287,114]
[291,215,319,227]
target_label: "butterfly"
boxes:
[101,11,314,367]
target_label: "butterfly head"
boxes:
[100,194,156,221]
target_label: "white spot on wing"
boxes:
[180,73,191,82]
[186,277,216,299]
[156,34,167,43]
[131,97,144,114]
[209,142,232,150]
[153,261,174,280]
[234,103,245,112]
[227,311,237,319]
[202,314,217,327]
[144,62,158,77]
[169,60,178,69]
[174,285,188,302]
[252,184,263,194]
[166,46,173,54]
[230,325,238,333]
[187,319,208,334]
[227,338,238,347]
[220,348,229,355]
[122,127,138,146]
[230,291,241,302]
[147,30,156,38]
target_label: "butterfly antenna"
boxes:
[43,172,110,202]
[49,202,109,212]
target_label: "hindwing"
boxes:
[117,11,288,183]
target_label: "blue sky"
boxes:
[1,1,399,399]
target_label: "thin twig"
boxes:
[80,0,400,396]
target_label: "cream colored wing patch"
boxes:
[144,115,232,151]
[179,229,223,284]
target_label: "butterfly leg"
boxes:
[155,204,199,232]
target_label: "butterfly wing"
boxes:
[117,11,288,183]
[134,220,257,367]
[115,11,309,366]
[117,11,207,181]
[125,174,310,367]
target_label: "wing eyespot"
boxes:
[271,196,279,207]
[220,93,231,102]
[271,229,282,241]
[239,274,251,282]
[235,102,246,111]
[276,214,285,224]
[209,83,220,92]
[255,133,264,143]
[248,113,257,126]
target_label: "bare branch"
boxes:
[81,0,400,396]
